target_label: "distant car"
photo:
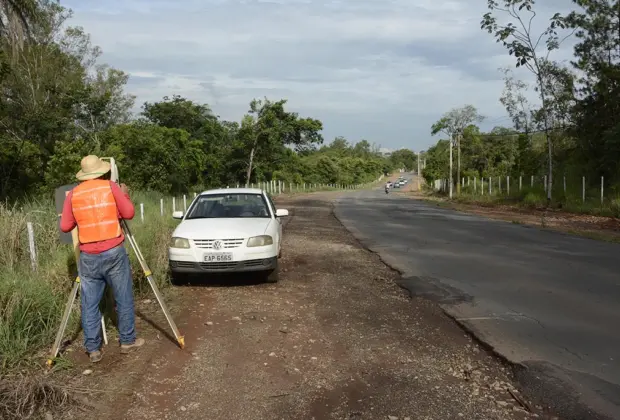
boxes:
[393,182,401,188]
[168,188,288,284]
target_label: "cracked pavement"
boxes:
[334,176,620,420]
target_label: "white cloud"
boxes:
[64,0,577,150]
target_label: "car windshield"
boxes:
[185,193,271,219]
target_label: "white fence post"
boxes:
[507,176,510,195]
[519,176,522,191]
[172,197,176,213]
[601,176,604,204]
[183,195,187,212]
[582,176,585,203]
[563,176,566,194]
[489,177,492,195]
[531,175,534,188]
[160,198,164,216]
[26,222,37,271]
[481,178,484,195]
[498,176,502,194]
[474,177,477,193]
[140,203,144,222]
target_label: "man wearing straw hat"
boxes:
[60,155,145,363]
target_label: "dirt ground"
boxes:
[56,192,556,420]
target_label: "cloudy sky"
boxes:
[63,0,575,151]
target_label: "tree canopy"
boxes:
[423,0,620,198]
[0,2,410,200]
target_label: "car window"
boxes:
[185,193,270,219]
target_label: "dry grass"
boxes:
[0,375,76,419]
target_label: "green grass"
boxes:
[0,192,178,374]
[432,182,620,218]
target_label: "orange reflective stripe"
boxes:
[71,180,122,244]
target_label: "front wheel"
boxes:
[264,262,280,283]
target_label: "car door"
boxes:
[265,193,282,252]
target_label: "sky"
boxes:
[63,0,576,152]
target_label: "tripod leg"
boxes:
[101,316,108,345]
[121,220,185,349]
[145,274,184,348]
[47,279,80,367]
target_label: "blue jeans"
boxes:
[79,244,136,353]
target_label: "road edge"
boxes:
[330,197,615,420]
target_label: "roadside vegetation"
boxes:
[0,0,414,392]
[421,0,620,217]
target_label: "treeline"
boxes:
[0,2,414,200]
[422,0,620,199]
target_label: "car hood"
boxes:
[173,218,273,239]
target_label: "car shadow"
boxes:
[171,271,267,288]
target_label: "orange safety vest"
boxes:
[71,179,122,244]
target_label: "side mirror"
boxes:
[275,209,289,217]
[172,211,184,219]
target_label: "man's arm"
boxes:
[60,191,77,233]
[110,181,135,220]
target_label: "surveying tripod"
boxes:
[47,158,184,367]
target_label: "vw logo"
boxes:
[213,240,223,250]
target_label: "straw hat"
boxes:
[76,155,111,181]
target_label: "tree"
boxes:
[565,0,620,184]
[481,0,574,202]
[0,3,89,197]
[499,67,536,175]
[0,0,43,49]
[389,149,417,171]
[240,98,323,185]
[431,105,484,195]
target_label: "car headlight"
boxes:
[247,235,273,247]
[170,237,190,248]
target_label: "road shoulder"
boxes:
[58,192,551,419]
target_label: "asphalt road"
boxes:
[334,176,620,420]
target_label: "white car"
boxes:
[168,188,288,284]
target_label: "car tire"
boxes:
[265,264,280,283]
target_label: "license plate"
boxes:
[204,253,233,262]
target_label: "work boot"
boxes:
[89,350,102,363]
[120,337,145,354]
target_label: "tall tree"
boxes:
[431,105,484,194]
[566,0,620,183]
[241,98,323,185]
[0,0,42,49]
[499,67,535,175]
[481,0,574,202]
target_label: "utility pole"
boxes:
[456,132,461,195]
[417,151,420,191]
[449,135,453,198]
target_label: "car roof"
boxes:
[199,187,264,195]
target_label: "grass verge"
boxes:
[414,186,620,243]
[427,184,620,217]
[0,192,178,372]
